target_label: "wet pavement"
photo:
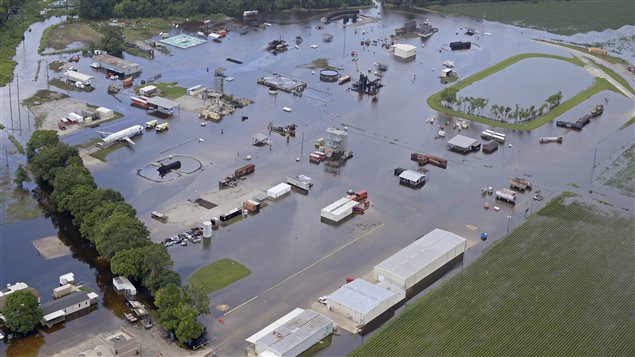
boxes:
[1,5,634,357]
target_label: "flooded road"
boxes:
[1,5,634,357]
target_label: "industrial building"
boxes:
[398,170,425,188]
[267,183,292,199]
[93,54,141,77]
[327,279,404,326]
[373,228,467,294]
[147,96,179,116]
[393,44,416,60]
[41,291,99,327]
[325,127,348,155]
[0,282,39,311]
[321,197,359,223]
[245,308,334,357]
[447,134,481,153]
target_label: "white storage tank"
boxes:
[203,221,212,238]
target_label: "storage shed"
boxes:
[321,197,359,223]
[147,96,179,116]
[327,279,404,326]
[373,228,467,293]
[393,44,416,59]
[246,309,334,357]
[138,85,158,96]
[96,107,114,119]
[447,134,481,153]
[267,183,292,199]
[398,170,425,188]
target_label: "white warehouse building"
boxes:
[373,228,467,292]
[245,308,334,357]
[327,279,404,326]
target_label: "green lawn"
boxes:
[589,59,635,95]
[8,135,24,154]
[428,0,635,35]
[188,259,251,294]
[89,142,125,161]
[351,195,635,356]
[427,53,620,130]
[135,82,186,100]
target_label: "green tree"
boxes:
[174,304,204,344]
[26,130,59,160]
[4,290,43,334]
[155,284,184,331]
[98,26,125,56]
[184,285,210,316]
[146,269,182,293]
[546,91,563,109]
[78,0,114,20]
[440,87,458,108]
[94,212,150,260]
[13,164,31,188]
[28,142,79,182]
[80,201,136,242]
[110,248,144,279]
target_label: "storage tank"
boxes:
[203,221,212,238]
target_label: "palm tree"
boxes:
[490,104,499,119]
[504,106,512,121]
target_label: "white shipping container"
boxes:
[321,197,358,222]
[267,183,291,198]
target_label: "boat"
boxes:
[438,130,446,137]
[442,60,455,68]
[90,62,100,69]
[590,104,604,117]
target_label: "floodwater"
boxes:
[1,4,634,357]
[458,57,594,108]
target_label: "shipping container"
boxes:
[235,163,255,178]
[220,208,242,222]
[267,183,292,199]
[243,200,261,213]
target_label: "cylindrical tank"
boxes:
[319,69,339,82]
[203,221,212,238]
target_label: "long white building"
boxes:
[327,279,404,326]
[373,228,467,292]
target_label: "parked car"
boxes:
[318,296,327,305]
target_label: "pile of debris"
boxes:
[199,91,251,122]
[351,74,383,96]
[268,123,296,137]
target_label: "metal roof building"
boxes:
[399,170,425,188]
[393,43,416,59]
[447,134,480,153]
[373,228,467,291]
[321,197,359,223]
[245,309,334,357]
[93,54,141,76]
[327,279,404,326]
[147,96,180,116]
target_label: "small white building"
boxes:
[138,85,158,96]
[327,279,404,326]
[96,107,114,119]
[393,44,416,59]
[267,183,291,199]
[113,276,137,296]
[373,228,467,292]
[399,170,426,188]
[246,309,334,357]
[321,197,359,223]
[59,272,75,285]
[65,71,94,86]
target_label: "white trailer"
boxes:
[321,197,359,223]
[267,183,291,199]
[285,175,313,191]
[65,71,93,86]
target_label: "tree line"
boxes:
[381,0,516,7]
[22,130,208,345]
[440,87,563,124]
[78,0,372,20]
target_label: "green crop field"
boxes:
[188,258,251,294]
[429,0,635,35]
[351,195,635,356]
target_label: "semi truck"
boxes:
[495,188,516,205]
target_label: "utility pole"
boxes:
[16,74,22,130]
[8,82,14,131]
[45,60,50,89]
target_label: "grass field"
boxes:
[120,18,173,42]
[8,135,24,154]
[351,195,635,356]
[89,142,125,161]
[427,53,619,130]
[598,144,635,198]
[622,117,635,129]
[0,0,43,86]
[428,0,635,35]
[39,21,102,54]
[134,82,186,99]
[589,59,635,95]
[188,259,251,294]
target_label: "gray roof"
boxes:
[253,133,269,141]
[399,170,425,182]
[374,229,467,281]
[328,279,397,315]
[256,310,332,355]
[94,54,140,72]
[147,96,179,109]
[447,134,478,149]
[42,291,90,315]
